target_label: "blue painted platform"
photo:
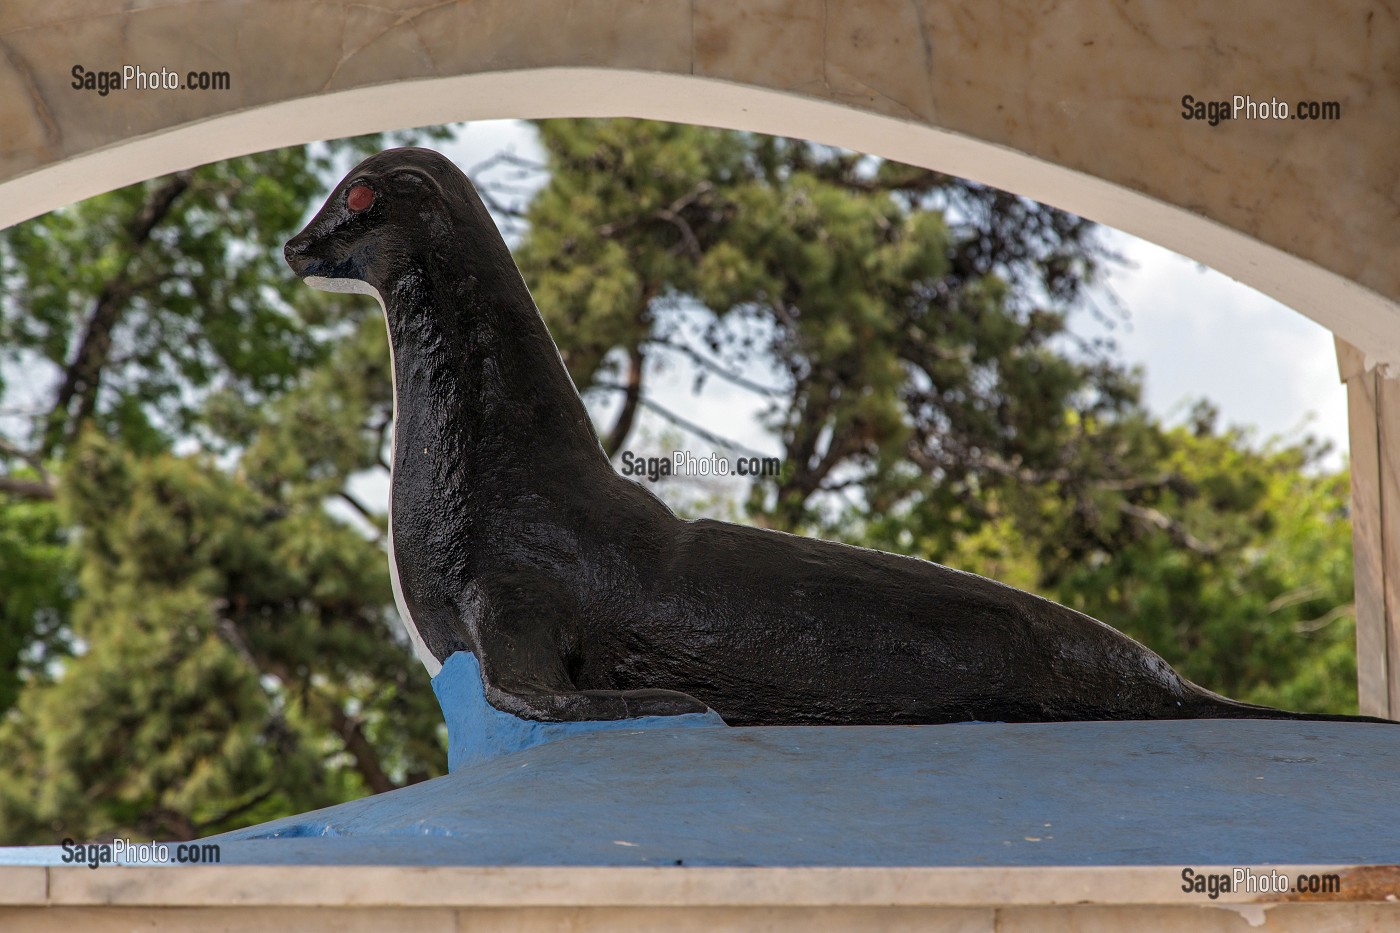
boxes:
[173,719,1400,868]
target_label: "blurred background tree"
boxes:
[0,119,1361,844]
[0,133,447,842]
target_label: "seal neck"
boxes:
[380,249,614,497]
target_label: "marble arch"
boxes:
[1,0,1397,713]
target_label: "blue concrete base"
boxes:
[431,651,725,771]
[181,719,1400,867]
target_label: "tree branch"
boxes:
[598,181,714,248]
[474,185,530,222]
[906,441,1196,499]
[1118,502,1216,556]
[782,424,856,508]
[43,171,193,455]
[644,337,785,398]
[592,380,773,462]
[368,409,393,473]
[0,436,50,481]
[325,704,395,795]
[191,785,278,835]
[602,345,645,457]
[1296,603,1352,634]
[0,475,55,500]
[337,489,385,539]
[468,150,547,176]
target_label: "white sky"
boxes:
[440,120,1351,472]
[1097,235,1347,462]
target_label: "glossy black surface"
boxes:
[285,148,1388,726]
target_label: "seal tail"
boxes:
[1184,686,1395,724]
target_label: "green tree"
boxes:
[0,118,1365,845]
[0,135,448,843]
[517,120,1128,534]
[0,495,73,715]
[0,139,386,715]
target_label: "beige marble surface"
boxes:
[0,865,44,905]
[5,863,1397,907]
[0,864,1398,931]
[5,904,1400,932]
[0,0,1396,364]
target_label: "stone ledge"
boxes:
[0,864,1394,909]
[1,866,1398,932]
[2,904,1396,933]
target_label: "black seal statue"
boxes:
[284,147,1387,727]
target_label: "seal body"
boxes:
[285,148,1387,727]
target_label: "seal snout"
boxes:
[283,236,314,278]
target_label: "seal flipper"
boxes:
[472,573,711,722]
[482,679,712,722]
[1183,684,1395,724]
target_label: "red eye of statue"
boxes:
[347,185,374,212]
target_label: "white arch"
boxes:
[4,68,1398,372]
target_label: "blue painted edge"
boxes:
[430,650,728,771]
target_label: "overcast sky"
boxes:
[1097,235,1346,462]
[439,120,1350,475]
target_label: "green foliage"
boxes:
[0,118,1369,845]
[0,495,73,713]
[519,120,1130,533]
[1092,423,1358,713]
[0,431,438,840]
[0,133,446,844]
[0,324,443,840]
